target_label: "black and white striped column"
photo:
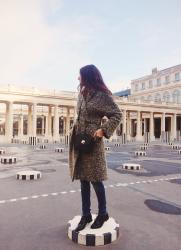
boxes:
[68,214,119,246]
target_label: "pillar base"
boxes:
[68,214,119,246]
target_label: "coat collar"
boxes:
[82,88,97,102]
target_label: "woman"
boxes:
[68,64,122,232]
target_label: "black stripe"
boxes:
[72,230,78,243]
[30,175,34,180]
[104,232,111,245]
[86,234,95,246]
[22,175,26,180]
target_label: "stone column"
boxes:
[27,104,32,136]
[18,114,24,138]
[136,111,142,141]
[65,107,70,135]
[63,117,66,135]
[41,116,45,135]
[32,103,37,137]
[161,112,166,141]
[150,112,155,141]
[48,106,52,137]
[171,113,177,140]
[122,110,126,135]
[5,101,13,142]
[53,105,59,140]
[45,115,48,137]
[144,118,147,134]
[126,111,131,141]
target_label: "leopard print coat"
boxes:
[68,88,122,182]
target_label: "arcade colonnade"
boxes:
[2,101,73,143]
[118,109,180,142]
[3,102,181,144]
[0,83,181,143]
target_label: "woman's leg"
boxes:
[80,180,91,216]
[91,181,107,215]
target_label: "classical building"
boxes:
[0,64,181,144]
[0,85,77,144]
[124,64,181,142]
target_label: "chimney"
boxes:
[152,67,158,74]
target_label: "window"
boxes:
[157,78,161,86]
[154,93,161,102]
[163,91,170,102]
[141,82,145,90]
[148,80,153,88]
[175,72,180,81]
[165,75,170,84]
[135,84,138,91]
[140,96,145,102]
[172,89,180,103]
[147,95,152,101]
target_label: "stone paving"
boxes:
[0,141,180,250]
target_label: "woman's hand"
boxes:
[93,128,104,138]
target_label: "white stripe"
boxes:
[31,195,39,199]
[0,200,6,204]
[9,199,17,202]
[20,197,28,200]
[41,194,49,197]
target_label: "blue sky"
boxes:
[0,0,181,93]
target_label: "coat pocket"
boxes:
[85,123,102,140]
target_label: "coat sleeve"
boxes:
[98,92,122,139]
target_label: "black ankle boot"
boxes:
[74,214,92,232]
[90,213,109,229]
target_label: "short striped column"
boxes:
[178,150,181,154]
[122,163,142,170]
[135,151,146,156]
[16,170,42,180]
[172,145,181,150]
[105,147,110,151]
[168,142,174,145]
[0,149,5,155]
[1,156,17,164]
[55,148,64,153]
[40,145,46,149]
[140,145,148,150]
[68,214,119,246]
[115,143,121,147]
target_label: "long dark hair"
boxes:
[77,64,112,96]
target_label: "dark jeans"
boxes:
[80,180,107,216]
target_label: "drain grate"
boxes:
[144,199,181,215]
[31,168,56,173]
[57,159,68,163]
[169,178,181,185]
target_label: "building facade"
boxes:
[131,64,181,104]
[0,64,181,144]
